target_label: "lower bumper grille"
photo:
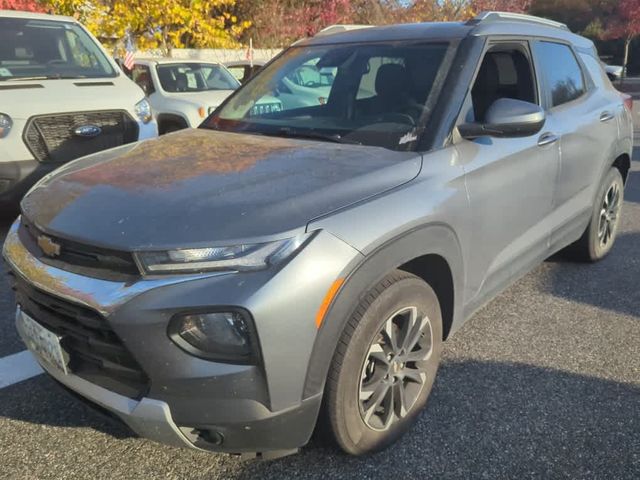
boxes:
[23,110,139,164]
[11,274,149,399]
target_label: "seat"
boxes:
[175,72,188,92]
[472,55,500,123]
[375,63,412,109]
[357,63,421,121]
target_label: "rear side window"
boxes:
[533,41,585,107]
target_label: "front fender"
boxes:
[302,223,465,400]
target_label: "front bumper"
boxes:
[3,218,360,454]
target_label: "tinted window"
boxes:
[533,41,585,107]
[471,47,536,122]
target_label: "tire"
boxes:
[566,167,624,262]
[323,270,443,455]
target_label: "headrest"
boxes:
[375,63,410,99]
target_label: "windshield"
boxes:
[203,41,453,151]
[156,63,241,92]
[0,18,116,80]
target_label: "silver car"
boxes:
[3,12,633,458]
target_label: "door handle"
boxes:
[538,132,559,147]
[600,111,615,122]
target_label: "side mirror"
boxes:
[458,98,545,139]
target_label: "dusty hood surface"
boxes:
[22,129,421,250]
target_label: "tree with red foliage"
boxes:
[0,0,45,11]
[471,0,532,14]
[605,0,640,76]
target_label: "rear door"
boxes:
[531,40,620,250]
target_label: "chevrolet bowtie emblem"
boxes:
[37,235,61,258]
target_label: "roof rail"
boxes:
[470,11,569,31]
[315,24,374,37]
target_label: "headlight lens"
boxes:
[169,311,257,363]
[134,234,308,274]
[134,98,152,124]
[0,113,13,138]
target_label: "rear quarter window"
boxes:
[579,53,610,89]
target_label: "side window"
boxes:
[471,46,537,122]
[533,41,585,107]
[132,64,154,95]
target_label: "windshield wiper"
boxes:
[267,128,361,145]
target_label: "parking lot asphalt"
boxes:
[1,137,639,479]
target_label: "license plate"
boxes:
[16,308,69,375]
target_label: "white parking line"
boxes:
[0,350,43,389]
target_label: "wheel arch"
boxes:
[302,224,465,400]
[157,113,189,133]
[612,153,631,184]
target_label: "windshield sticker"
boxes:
[0,68,12,77]
[399,131,418,145]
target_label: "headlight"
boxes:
[0,113,13,138]
[134,234,308,274]
[134,98,152,124]
[168,310,257,363]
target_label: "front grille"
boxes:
[19,218,139,280]
[11,274,150,399]
[24,110,139,163]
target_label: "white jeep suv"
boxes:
[130,58,284,134]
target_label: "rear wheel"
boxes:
[567,167,624,262]
[323,270,442,455]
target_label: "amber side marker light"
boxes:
[316,278,345,329]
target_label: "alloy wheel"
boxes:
[358,306,433,431]
[598,181,621,249]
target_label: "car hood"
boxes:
[22,129,421,251]
[3,76,144,120]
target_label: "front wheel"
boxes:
[322,270,442,455]
[566,167,624,262]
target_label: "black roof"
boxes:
[301,22,472,46]
[297,17,593,51]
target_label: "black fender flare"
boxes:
[302,223,465,400]
[157,113,189,130]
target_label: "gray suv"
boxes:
[3,12,633,458]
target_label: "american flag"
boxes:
[123,34,135,71]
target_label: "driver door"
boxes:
[456,41,560,314]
